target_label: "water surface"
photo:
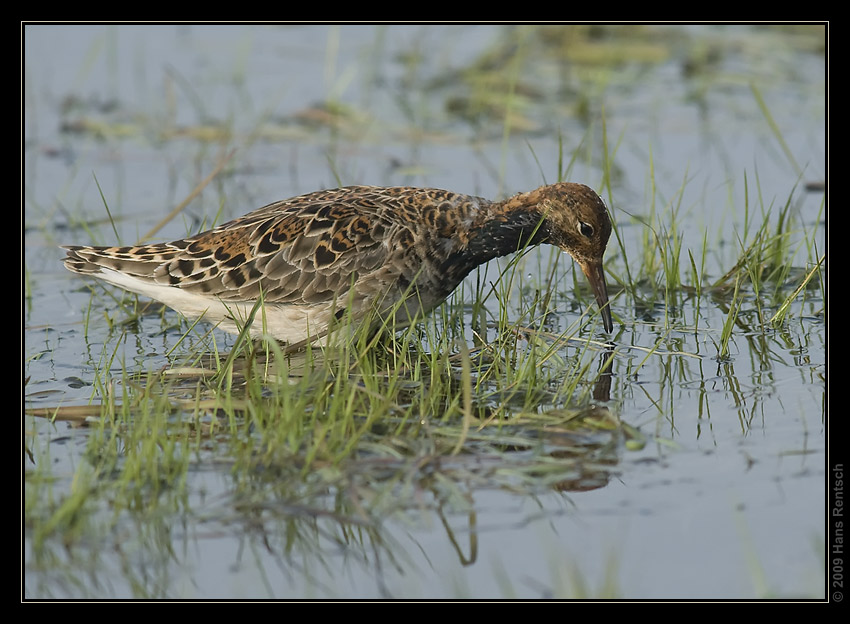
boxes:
[24,24,827,600]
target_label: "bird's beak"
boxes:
[580,260,613,333]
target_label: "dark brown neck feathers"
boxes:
[437,207,548,289]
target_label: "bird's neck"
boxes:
[436,205,548,287]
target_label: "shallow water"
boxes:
[24,24,827,599]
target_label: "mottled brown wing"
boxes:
[63,185,490,310]
[149,187,399,306]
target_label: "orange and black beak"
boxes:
[580,260,613,333]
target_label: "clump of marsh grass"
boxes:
[709,172,823,333]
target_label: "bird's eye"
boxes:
[578,222,594,238]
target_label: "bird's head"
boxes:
[532,183,614,333]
